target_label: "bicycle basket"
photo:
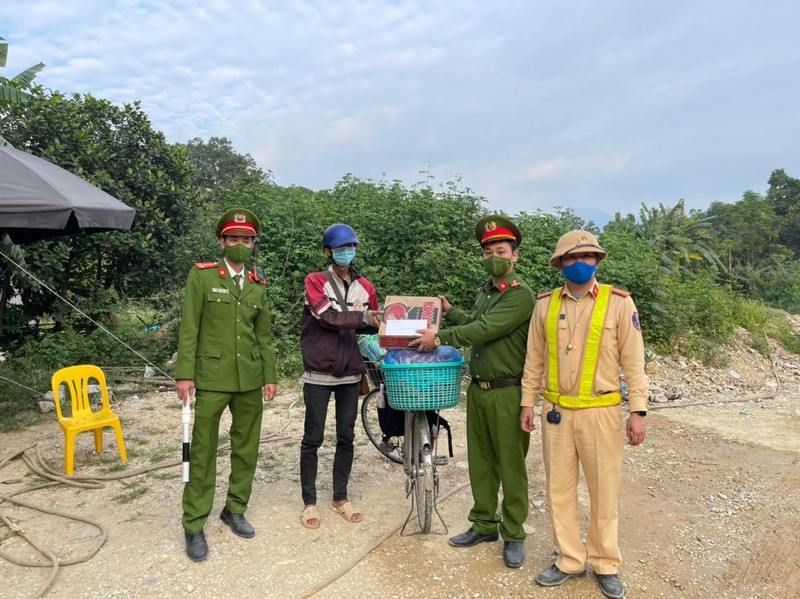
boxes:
[363,358,385,387]
[381,358,465,411]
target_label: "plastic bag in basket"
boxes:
[383,345,462,365]
[357,334,386,362]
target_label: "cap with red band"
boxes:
[475,214,522,247]
[219,219,257,236]
[215,207,260,237]
[481,226,517,244]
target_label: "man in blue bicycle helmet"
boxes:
[298,224,382,529]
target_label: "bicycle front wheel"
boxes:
[361,389,403,464]
[412,411,434,533]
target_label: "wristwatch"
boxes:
[433,335,442,347]
[632,411,647,417]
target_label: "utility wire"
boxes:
[0,249,174,382]
[0,373,45,396]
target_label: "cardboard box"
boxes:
[379,296,442,349]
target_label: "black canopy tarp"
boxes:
[0,145,135,244]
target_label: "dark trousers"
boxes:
[300,382,359,505]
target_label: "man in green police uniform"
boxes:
[411,215,535,568]
[175,208,278,562]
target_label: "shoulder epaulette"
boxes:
[612,287,631,297]
[537,290,553,300]
[248,267,267,285]
[195,261,218,270]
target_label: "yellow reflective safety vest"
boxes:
[542,284,622,409]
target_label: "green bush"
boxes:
[771,320,800,354]
[0,300,180,407]
[651,273,737,363]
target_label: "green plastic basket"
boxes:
[381,358,465,411]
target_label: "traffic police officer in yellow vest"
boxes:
[520,230,647,599]
[175,208,278,562]
[413,215,534,569]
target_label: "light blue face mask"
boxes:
[332,246,356,266]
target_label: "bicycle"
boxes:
[360,359,404,464]
[362,354,464,534]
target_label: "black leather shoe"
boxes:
[448,528,499,547]
[535,564,587,587]
[597,574,625,599]
[220,507,255,538]
[503,541,526,568]
[185,531,208,562]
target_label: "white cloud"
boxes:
[516,154,631,183]
[1,0,799,219]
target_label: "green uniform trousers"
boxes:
[466,384,531,541]
[182,387,263,533]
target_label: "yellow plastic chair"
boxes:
[51,365,127,476]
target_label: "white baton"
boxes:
[181,403,192,483]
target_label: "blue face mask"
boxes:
[562,261,597,285]
[331,246,356,266]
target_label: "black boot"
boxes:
[448,528,499,547]
[503,541,526,568]
[220,507,255,538]
[185,531,208,562]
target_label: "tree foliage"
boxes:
[0,35,45,144]
[3,76,800,385]
[181,136,272,192]
[0,90,199,336]
[766,168,800,254]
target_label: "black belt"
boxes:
[471,377,522,390]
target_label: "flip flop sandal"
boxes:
[301,505,321,529]
[330,501,362,523]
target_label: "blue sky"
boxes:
[2,0,799,224]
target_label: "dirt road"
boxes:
[1,350,799,599]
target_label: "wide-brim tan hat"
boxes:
[549,229,606,268]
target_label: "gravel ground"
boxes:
[1,339,799,599]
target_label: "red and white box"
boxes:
[379,295,442,349]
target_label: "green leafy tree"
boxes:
[0,36,45,337]
[514,208,587,292]
[602,201,725,349]
[0,35,45,145]
[222,175,487,374]
[177,136,276,273]
[705,191,779,272]
[0,90,199,339]
[599,230,665,343]
[767,169,800,255]
[636,200,723,275]
[181,136,272,192]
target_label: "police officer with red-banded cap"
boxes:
[520,230,647,599]
[175,208,278,562]
[412,214,535,569]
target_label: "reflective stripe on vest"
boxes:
[544,284,621,409]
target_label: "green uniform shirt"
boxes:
[175,264,277,392]
[437,272,534,381]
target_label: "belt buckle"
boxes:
[479,381,491,390]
